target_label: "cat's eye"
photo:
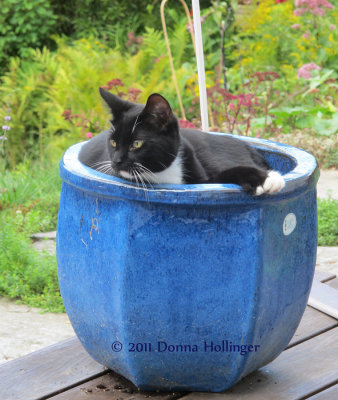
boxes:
[132,140,143,149]
[110,139,117,148]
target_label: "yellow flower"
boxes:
[290,53,301,60]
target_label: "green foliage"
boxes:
[0,1,214,75]
[270,103,338,137]
[0,161,61,231]
[0,1,337,165]
[0,161,62,312]
[54,0,154,46]
[0,220,63,312]
[49,0,213,50]
[0,33,196,166]
[0,0,57,72]
[232,0,337,75]
[0,47,60,167]
[318,198,338,246]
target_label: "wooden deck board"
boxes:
[308,280,338,319]
[0,337,106,400]
[1,304,337,400]
[182,328,338,400]
[313,270,336,283]
[307,384,338,399]
[327,278,338,290]
[49,372,185,400]
[288,306,337,347]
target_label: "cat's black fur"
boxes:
[79,88,284,195]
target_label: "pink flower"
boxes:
[302,31,311,39]
[294,0,334,17]
[237,94,255,107]
[128,87,141,102]
[108,79,124,87]
[276,0,287,3]
[229,103,235,110]
[178,119,197,129]
[294,9,305,16]
[330,24,336,30]
[86,132,93,139]
[297,62,321,79]
[291,23,301,29]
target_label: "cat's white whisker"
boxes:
[96,162,114,175]
[133,168,150,202]
[135,163,156,178]
[90,161,112,170]
[131,169,138,185]
[135,166,154,189]
[89,160,110,166]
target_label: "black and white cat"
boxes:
[79,88,285,195]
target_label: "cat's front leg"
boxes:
[255,170,285,196]
[214,166,285,196]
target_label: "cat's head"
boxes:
[99,87,180,181]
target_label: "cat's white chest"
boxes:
[143,155,183,185]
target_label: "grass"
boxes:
[0,161,337,312]
[0,221,64,312]
[317,197,338,246]
[0,161,64,312]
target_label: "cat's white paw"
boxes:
[255,171,285,196]
[263,171,285,194]
[255,185,265,196]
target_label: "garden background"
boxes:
[0,0,337,312]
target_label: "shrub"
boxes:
[0,0,57,72]
[0,219,63,312]
[49,0,213,45]
[318,198,338,246]
[0,32,197,166]
[0,160,62,311]
[232,0,337,76]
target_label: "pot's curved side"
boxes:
[238,186,318,381]
[57,135,319,392]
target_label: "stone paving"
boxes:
[0,298,74,364]
[0,170,337,364]
[316,169,338,200]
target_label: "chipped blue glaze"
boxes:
[57,133,319,392]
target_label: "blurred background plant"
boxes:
[0,0,337,310]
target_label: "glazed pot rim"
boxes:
[60,133,319,205]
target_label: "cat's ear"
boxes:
[99,87,133,118]
[141,93,173,129]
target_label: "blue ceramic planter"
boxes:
[57,133,319,392]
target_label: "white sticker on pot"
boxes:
[283,213,297,236]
